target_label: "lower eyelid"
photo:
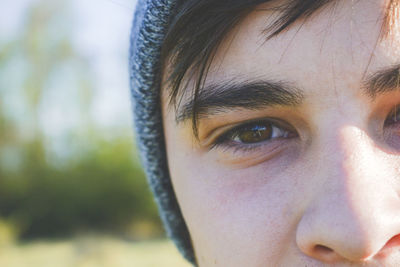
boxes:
[211,138,298,167]
[212,138,278,153]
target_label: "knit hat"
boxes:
[129,0,195,264]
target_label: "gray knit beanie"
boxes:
[129,0,195,264]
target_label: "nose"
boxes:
[296,126,400,263]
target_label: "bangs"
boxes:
[161,0,400,134]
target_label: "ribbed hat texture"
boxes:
[129,0,196,265]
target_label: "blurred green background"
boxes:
[0,0,189,266]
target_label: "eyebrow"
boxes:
[176,79,304,123]
[364,64,400,98]
[176,64,400,124]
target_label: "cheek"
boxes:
[166,141,308,264]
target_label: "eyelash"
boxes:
[210,119,297,152]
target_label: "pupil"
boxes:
[238,125,272,143]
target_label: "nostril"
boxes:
[314,245,334,254]
[377,234,400,259]
[311,245,343,263]
[385,234,400,248]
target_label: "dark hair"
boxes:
[161,0,398,134]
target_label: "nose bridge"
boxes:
[321,127,381,239]
[296,124,400,262]
[317,124,375,199]
[329,125,375,188]
[322,125,394,214]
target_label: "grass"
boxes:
[0,236,191,267]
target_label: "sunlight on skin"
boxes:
[163,0,400,266]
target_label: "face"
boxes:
[162,0,400,266]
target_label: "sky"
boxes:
[70,0,137,128]
[0,0,138,134]
[0,0,139,163]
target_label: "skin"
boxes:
[162,0,400,266]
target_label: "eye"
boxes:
[383,105,400,150]
[384,105,400,126]
[212,119,297,150]
[232,123,274,144]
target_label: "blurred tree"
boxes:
[0,0,162,240]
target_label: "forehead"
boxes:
[205,0,400,93]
